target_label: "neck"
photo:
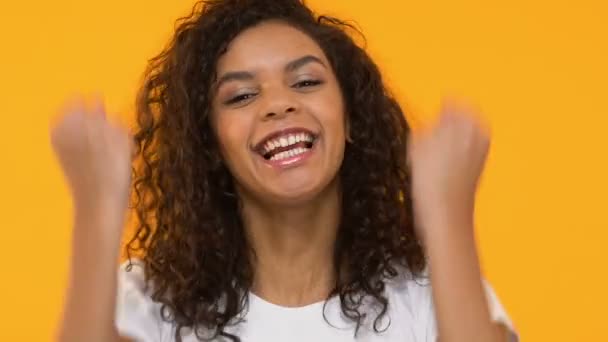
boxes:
[239,180,341,307]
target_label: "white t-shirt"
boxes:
[115,260,518,342]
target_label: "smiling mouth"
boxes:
[255,130,317,161]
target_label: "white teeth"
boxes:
[269,146,312,161]
[262,132,315,156]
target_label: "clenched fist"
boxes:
[408,102,490,237]
[50,98,133,213]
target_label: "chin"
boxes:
[265,175,338,206]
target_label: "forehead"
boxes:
[216,21,326,73]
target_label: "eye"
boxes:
[225,92,257,105]
[293,79,323,88]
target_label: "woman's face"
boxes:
[211,21,346,205]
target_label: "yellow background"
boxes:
[1,0,606,340]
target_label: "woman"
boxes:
[52,0,518,341]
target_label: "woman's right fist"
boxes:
[51,98,133,211]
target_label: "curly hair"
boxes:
[126,0,426,340]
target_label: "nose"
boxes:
[259,87,299,121]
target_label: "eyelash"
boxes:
[225,93,257,105]
[293,79,323,88]
[224,79,323,105]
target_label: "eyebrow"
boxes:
[215,71,255,90]
[285,55,326,73]
[215,55,326,90]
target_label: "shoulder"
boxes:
[384,266,519,341]
[116,259,156,315]
[384,265,432,302]
[115,258,172,342]
[117,259,147,294]
[384,266,434,321]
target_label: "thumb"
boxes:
[91,94,107,119]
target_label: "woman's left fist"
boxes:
[408,102,490,233]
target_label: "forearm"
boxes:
[424,212,507,342]
[57,203,126,342]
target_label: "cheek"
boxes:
[214,114,251,165]
[317,88,346,139]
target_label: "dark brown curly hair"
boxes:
[126,0,426,341]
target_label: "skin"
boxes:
[409,106,511,342]
[212,21,346,207]
[51,99,132,342]
[211,21,345,306]
[53,21,510,342]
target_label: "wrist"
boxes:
[415,198,474,227]
[74,193,128,216]
[75,187,128,206]
[73,198,127,248]
[414,202,476,253]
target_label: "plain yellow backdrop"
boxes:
[1,0,606,340]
